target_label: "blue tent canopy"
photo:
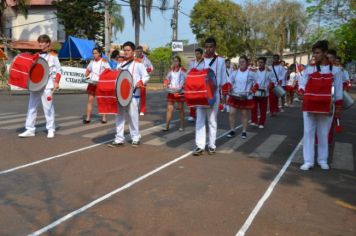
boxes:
[59,36,109,61]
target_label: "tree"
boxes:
[190,0,247,58]
[53,0,124,47]
[306,0,356,28]
[124,0,168,46]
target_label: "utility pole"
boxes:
[171,0,179,56]
[104,0,111,56]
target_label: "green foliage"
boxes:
[147,46,172,66]
[333,19,356,62]
[53,0,104,41]
[190,0,247,58]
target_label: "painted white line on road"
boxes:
[249,134,287,159]
[0,112,16,117]
[0,119,180,176]
[56,121,114,135]
[28,125,240,236]
[3,116,76,130]
[0,115,44,126]
[236,139,303,236]
[144,126,194,146]
[0,113,25,120]
[218,132,257,154]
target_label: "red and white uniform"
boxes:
[269,63,287,114]
[286,72,300,92]
[226,68,257,110]
[135,54,153,114]
[299,64,343,166]
[114,59,150,143]
[251,68,275,125]
[86,58,110,95]
[195,55,228,150]
[24,51,62,133]
[164,67,186,102]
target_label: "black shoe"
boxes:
[101,119,107,124]
[227,130,236,138]
[83,119,91,124]
[241,132,247,139]
[107,141,124,148]
[162,127,169,132]
[131,140,140,147]
[207,147,216,155]
[193,147,204,156]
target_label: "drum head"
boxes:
[206,69,217,106]
[28,57,49,92]
[116,70,134,107]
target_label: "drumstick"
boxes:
[47,88,57,101]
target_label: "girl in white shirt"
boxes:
[84,47,110,124]
[163,56,186,131]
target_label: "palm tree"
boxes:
[108,0,124,41]
[128,0,168,45]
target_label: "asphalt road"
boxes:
[0,89,355,236]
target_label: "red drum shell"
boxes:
[8,53,39,90]
[96,69,120,114]
[184,68,217,107]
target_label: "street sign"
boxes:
[172,41,184,52]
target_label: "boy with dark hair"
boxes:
[19,34,62,138]
[298,40,343,170]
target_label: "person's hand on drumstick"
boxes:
[163,79,169,89]
[136,80,144,88]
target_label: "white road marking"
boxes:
[236,139,303,236]
[3,116,76,130]
[144,126,194,146]
[0,112,16,117]
[83,120,151,139]
[249,134,287,158]
[218,132,257,154]
[0,120,180,176]
[0,113,25,120]
[331,142,354,171]
[56,122,114,135]
[27,126,240,236]
[0,115,44,126]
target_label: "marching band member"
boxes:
[335,56,351,91]
[298,40,343,170]
[251,57,276,129]
[222,58,233,112]
[193,37,228,156]
[163,56,186,131]
[108,41,150,148]
[269,54,287,114]
[187,48,204,122]
[108,49,119,69]
[225,55,257,139]
[19,34,62,138]
[135,45,153,116]
[285,64,299,107]
[84,47,110,124]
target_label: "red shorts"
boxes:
[87,83,97,96]
[167,93,185,103]
[285,85,295,92]
[227,97,255,110]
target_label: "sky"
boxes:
[115,0,243,49]
[114,0,307,49]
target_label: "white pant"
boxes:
[25,89,55,132]
[302,112,333,165]
[195,96,220,149]
[114,97,140,143]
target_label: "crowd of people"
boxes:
[15,34,353,171]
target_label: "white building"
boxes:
[1,0,65,55]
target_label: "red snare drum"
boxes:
[303,71,333,115]
[184,68,217,107]
[8,53,49,91]
[96,69,134,114]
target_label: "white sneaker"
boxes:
[250,122,258,126]
[140,112,145,116]
[319,163,330,170]
[47,130,55,138]
[300,163,314,171]
[188,117,195,122]
[258,125,264,129]
[280,108,285,112]
[18,130,35,138]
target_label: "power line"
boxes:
[1,17,58,29]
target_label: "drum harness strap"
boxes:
[272,65,280,83]
[195,59,204,69]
